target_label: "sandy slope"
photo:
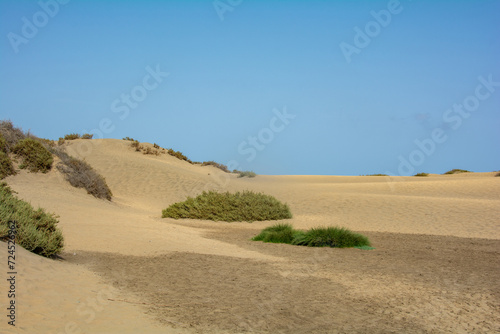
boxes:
[1,138,499,333]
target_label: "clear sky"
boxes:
[1,0,499,176]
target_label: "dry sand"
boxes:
[1,138,499,333]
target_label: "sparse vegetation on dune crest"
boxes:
[51,147,113,201]
[201,161,229,173]
[444,169,471,175]
[0,120,26,148]
[0,134,15,179]
[0,151,15,179]
[252,223,371,248]
[13,138,53,173]
[162,190,292,222]
[236,170,257,178]
[414,172,429,177]
[0,182,64,257]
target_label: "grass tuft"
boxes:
[252,223,302,243]
[292,226,371,248]
[0,182,64,257]
[12,138,53,173]
[414,172,429,177]
[252,223,371,249]
[162,190,292,222]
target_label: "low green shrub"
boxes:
[51,147,112,200]
[81,133,93,139]
[495,172,500,177]
[363,174,389,176]
[0,151,15,179]
[237,171,257,178]
[64,133,80,140]
[0,133,8,153]
[252,223,371,249]
[12,138,53,173]
[414,172,429,177]
[123,137,136,141]
[167,148,191,162]
[0,182,64,257]
[444,169,471,175]
[162,190,292,222]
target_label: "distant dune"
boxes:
[1,138,499,333]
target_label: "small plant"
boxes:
[123,137,135,141]
[58,137,65,145]
[0,133,9,153]
[414,172,429,177]
[130,140,142,151]
[237,171,257,178]
[444,169,471,175]
[363,173,389,176]
[0,151,15,179]
[252,223,371,249]
[143,147,160,156]
[252,223,301,244]
[495,172,500,177]
[153,143,160,149]
[52,147,112,200]
[202,161,230,173]
[64,133,81,140]
[167,148,191,162]
[81,133,93,139]
[0,120,26,148]
[162,190,292,222]
[0,182,64,257]
[12,138,53,173]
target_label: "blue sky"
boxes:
[1,0,499,175]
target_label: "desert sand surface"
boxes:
[1,138,499,333]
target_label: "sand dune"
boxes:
[1,139,499,333]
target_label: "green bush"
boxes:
[0,133,8,153]
[64,133,80,140]
[123,137,136,141]
[0,152,15,179]
[292,227,371,248]
[495,172,500,177]
[237,171,257,178]
[414,172,429,177]
[444,169,471,175]
[363,174,389,176]
[81,133,93,139]
[252,223,371,249]
[0,183,64,257]
[12,138,53,173]
[162,190,292,222]
[51,147,112,201]
[167,148,191,162]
